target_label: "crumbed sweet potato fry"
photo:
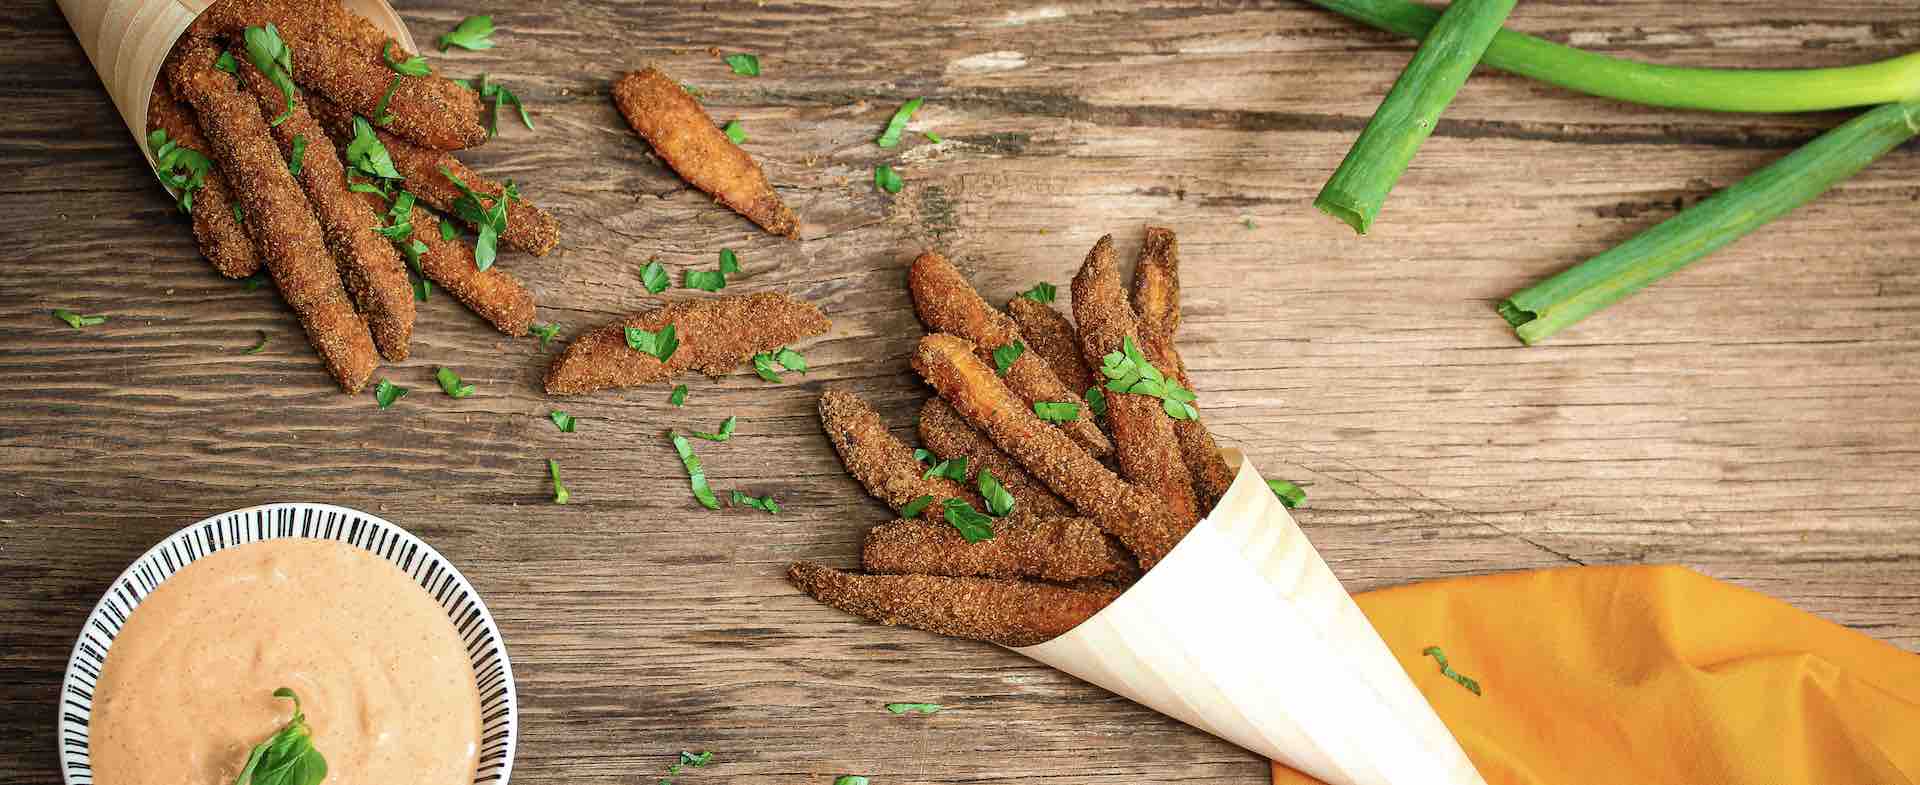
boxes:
[611,67,798,238]
[166,38,379,394]
[1006,296,1098,398]
[820,389,982,522]
[308,95,560,257]
[544,292,828,395]
[788,562,1118,647]
[1128,228,1236,513]
[1072,235,1199,526]
[907,252,1111,458]
[146,79,260,278]
[863,516,1133,583]
[238,68,414,360]
[352,192,535,336]
[913,333,1185,567]
[917,398,1072,517]
[191,0,487,150]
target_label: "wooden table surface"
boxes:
[4,1,1917,783]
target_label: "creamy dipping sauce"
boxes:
[90,538,482,785]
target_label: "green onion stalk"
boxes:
[1305,0,1920,113]
[1499,99,1920,344]
[1315,0,1517,234]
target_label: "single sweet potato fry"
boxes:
[611,67,798,238]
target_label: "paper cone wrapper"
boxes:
[1011,455,1485,785]
[55,0,418,186]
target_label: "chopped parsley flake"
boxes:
[1267,479,1306,509]
[723,53,761,76]
[287,134,308,176]
[942,498,994,543]
[531,323,562,347]
[683,269,726,292]
[548,458,570,504]
[718,248,741,274]
[1085,385,1107,417]
[438,15,496,52]
[875,97,923,148]
[671,433,722,510]
[874,164,903,194]
[382,40,431,76]
[750,352,783,383]
[1017,282,1056,303]
[773,347,806,372]
[1422,646,1481,695]
[243,330,270,354]
[692,415,737,442]
[885,703,943,714]
[640,259,670,294]
[899,494,935,519]
[922,457,967,482]
[51,309,106,329]
[991,340,1024,375]
[977,469,1015,517]
[624,324,679,361]
[669,384,689,406]
[1031,401,1080,422]
[373,378,407,408]
[722,119,746,144]
[1101,336,1197,420]
[730,490,779,513]
[550,410,577,432]
[435,367,476,398]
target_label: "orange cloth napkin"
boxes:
[1273,565,1920,785]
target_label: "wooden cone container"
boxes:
[55,0,418,183]
[1011,454,1486,785]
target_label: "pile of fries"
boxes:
[794,228,1241,646]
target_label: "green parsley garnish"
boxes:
[548,459,570,504]
[1031,401,1081,422]
[834,777,869,785]
[231,688,326,785]
[722,119,746,144]
[241,25,296,126]
[750,352,783,383]
[680,751,714,767]
[287,133,308,176]
[718,248,741,274]
[1017,282,1056,303]
[213,51,238,73]
[244,330,270,354]
[990,340,1024,375]
[435,366,476,398]
[382,40,431,76]
[884,703,943,715]
[730,490,779,514]
[531,323,562,347]
[682,269,726,292]
[724,53,760,76]
[455,74,533,136]
[413,277,431,301]
[232,202,246,224]
[550,410,577,432]
[773,347,806,372]
[874,164,903,194]
[241,271,270,291]
[1267,479,1306,509]
[912,448,935,464]
[1243,216,1256,230]
[439,166,512,270]
[147,128,212,213]
[625,325,679,361]
[671,433,722,510]
[922,457,966,481]
[438,15,496,52]
[640,259,670,294]
[924,131,943,143]
[669,384,689,406]
[439,218,456,241]
[1100,336,1197,420]
[692,415,737,442]
[344,117,402,179]
[899,494,935,519]
[1422,646,1482,696]
[977,469,1014,517]
[51,309,106,329]
[875,97,923,148]
[943,498,994,542]
[1085,385,1107,417]
[373,378,407,408]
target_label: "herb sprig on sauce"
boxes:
[232,688,327,785]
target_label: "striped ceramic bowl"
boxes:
[56,503,517,785]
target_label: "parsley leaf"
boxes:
[373,378,407,408]
[911,448,935,464]
[874,164,903,194]
[1100,336,1198,419]
[439,218,457,241]
[692,415,737,442]
[922,457,966,481]
[834,778,870,785]
[942,498,994,543]
[233,202,246,224]
[231,688,326,785]
[435,366,476,398]
[1422,646,1481,696]
[669,384,689,406]
[413,277,432,301]
[241,25,296,126]
[899,494,934,519]
[750,352,783,383]
[382,40,431,76]
[682,269,726,292]
[438,15,496,52]
[885,703,943,715]
[977,468,1015,517]
[875,97,923,148]
[1032,401,1080,422]
[671,433,722,510]
[640,260,670,294]
[624,325,679,362]
[550,410,577,432]
[1085,385,1107,417]
[718,248,741,274]
[244,330,270,354]
[439,166,511,270]
[731,490,779,514]
[241,271,270,291]
[345,117,402,179]
[773,347,806,372]
[724,53,760,76]
[548,458,570,504]
[51,309,106,329]
[213,51,238,73]
[1267,479,1306,509]
[924,131,943,143]
[990,340,1024,375]
[680,751,714,767]
[1017,282,1056,303]
[148,128,212,213]
[722,119,746,144]
[531,323,562,347]
[287,133,308,176]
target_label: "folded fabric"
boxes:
[1272,565,1920,785]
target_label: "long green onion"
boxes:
[1499,100,1920,344]
[1315,0,1516,234]
[1306,0,1920,113]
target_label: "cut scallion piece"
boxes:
[1315,0,1516,235]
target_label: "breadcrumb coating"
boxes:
[146,79,260,278]
[917,398,1072,517]
[350,191,536,336]
[544,292,828,395]
[611,67,798,238]
[787,562,1119,647]
[1006,295,1098,399]
[819,389,982,522]
[863,516,1133,583]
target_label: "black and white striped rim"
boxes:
[56,503,518,785]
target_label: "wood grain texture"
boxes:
[4,2,1918,784]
